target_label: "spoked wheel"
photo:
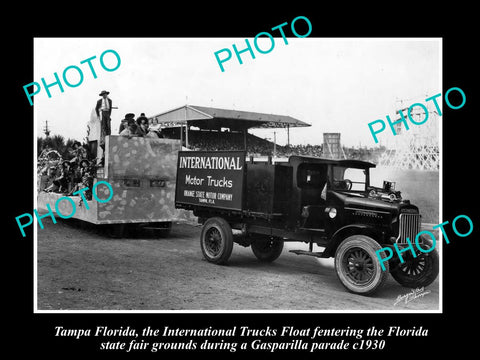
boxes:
[335,235,388,295]
[205,227,223,256]
[390,237,439,288]
[200,217,233,264]
[343,248,375,283]
[251,236,284,262]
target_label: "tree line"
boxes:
[37,135,78,160]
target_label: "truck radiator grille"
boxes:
[397,213,421,244]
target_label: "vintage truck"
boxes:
[175,150,439,295]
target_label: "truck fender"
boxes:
[323,224,383,258]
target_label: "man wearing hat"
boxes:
[95,90,113,151]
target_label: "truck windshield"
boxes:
[332,166,367,192]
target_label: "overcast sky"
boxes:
[34,37,441,147]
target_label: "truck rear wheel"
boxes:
[251,236,284,262]
[390,237,439,288]
[334,235,388,295]
[200,217,234,264]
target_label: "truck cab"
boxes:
[291,156,402,241]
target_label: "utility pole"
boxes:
[273,131,277,157]
[43,120,51,137]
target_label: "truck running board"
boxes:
[289,250,325,258]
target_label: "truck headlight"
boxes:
[328,208,337,219]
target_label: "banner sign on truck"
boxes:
[175,151,246,211]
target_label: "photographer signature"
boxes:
[394,287,431,306]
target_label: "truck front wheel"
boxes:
[200,217,234,265]
[251,236,284,262]
[335,235,388,295]
[390,237,439,288]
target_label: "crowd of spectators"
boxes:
[186,130,276,156]
[38,141,96,199]
[178,129,380,162]
[276,144,323,158]
[120,117,385,162]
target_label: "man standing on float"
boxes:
[95,90,113,165]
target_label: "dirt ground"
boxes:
[36,220,440,311]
